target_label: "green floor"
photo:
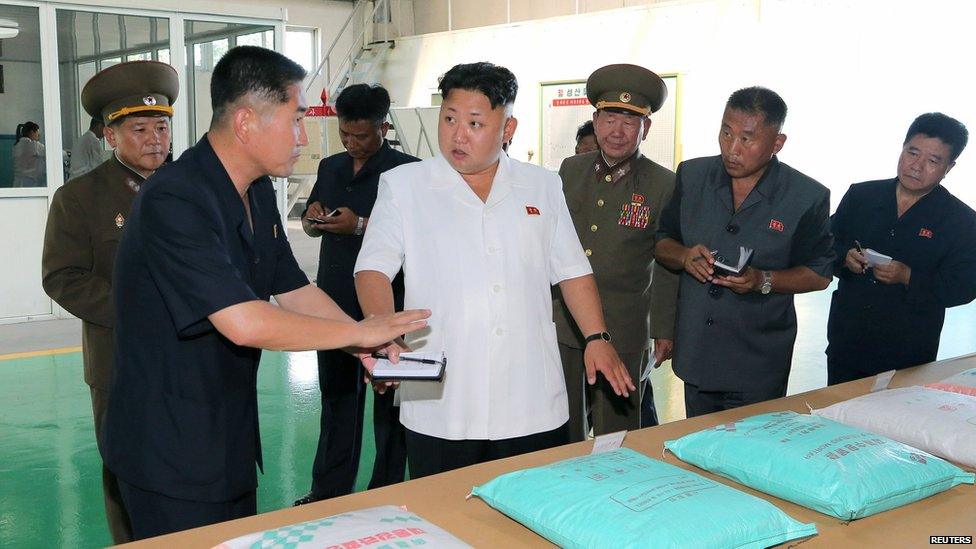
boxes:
[0,350,378,549]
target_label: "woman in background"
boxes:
[13,121,46,187]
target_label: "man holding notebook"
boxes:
[654,86,834,417]
[355,62,634,477]
[826,113,976,384]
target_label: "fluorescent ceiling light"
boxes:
[0,18,20,40]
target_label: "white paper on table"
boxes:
[592,430,626,454]
[871,369,897,392]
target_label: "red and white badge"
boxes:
[525,205,541,216]
[768,219,785,232]
[919,228,934,238]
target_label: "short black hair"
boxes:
[905,112,969,162]
[335,84,391,125]
[439,62,518,110]
[89,117,103,130]
[576,120,595,142]
[726,86,787,129]
[210,46,306,126]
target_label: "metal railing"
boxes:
[305,0,400,102]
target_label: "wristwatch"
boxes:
[759,270,773,295]
[354,216,365,236]
[584,331,612,345]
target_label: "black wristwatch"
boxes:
[584,331,612,345]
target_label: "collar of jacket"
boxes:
[593,148,642,184]
[112,151,149,192]
[712,154,783,200]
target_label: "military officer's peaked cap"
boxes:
[82,61,179,124]
[586,64,667,116]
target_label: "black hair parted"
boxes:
[439,62,518,110]
[210,46,306,125]
[576,120,595,142]
[335,84,391,125]
[727,86,787,129]
[905,112,969,162]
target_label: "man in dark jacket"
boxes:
[827,113,976,384]
[655,87,834,417]
[101,47,427,540]
[295,84,420,505]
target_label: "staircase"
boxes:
[289,0,401,215]
[306,0,400,107]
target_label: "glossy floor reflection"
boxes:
[3,283,975,547]
[0,350,381,549]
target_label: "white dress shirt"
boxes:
[69,130,107,179]
[355,153,592,440]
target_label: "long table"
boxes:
[123,354,976,548]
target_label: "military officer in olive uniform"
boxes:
[41,61,178,544]
[554,64,679,441]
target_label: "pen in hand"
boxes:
[371,352,440,365]
[853,239,869,273]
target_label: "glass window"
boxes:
[185,21,275,144]
[286,27,316,73]
[1,5,47,188]
[236,29,273,49]
[211,38,229,66]
[56,9,170,182]
[99,57,121,70]
[156,48,170,64]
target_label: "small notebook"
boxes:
[713,246,754,277]
[370,351,447,381]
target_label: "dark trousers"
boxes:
[826,355,874,386]
[826,354,920,386]
[405,423,569,479]
[310,349,406,498]
[683,381,787,418]
[560,343,656,443]
[90,386,134,544]
[117,478,256,540]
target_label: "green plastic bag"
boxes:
[472,447,816,548]
[666,411,974,520]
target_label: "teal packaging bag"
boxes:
[471,447,816,549]
[665,411,974,520]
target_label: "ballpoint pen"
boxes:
[371,352,442,365]
[854,239,869,272]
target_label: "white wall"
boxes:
[0,197,51,319]
[376,0,976,209]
